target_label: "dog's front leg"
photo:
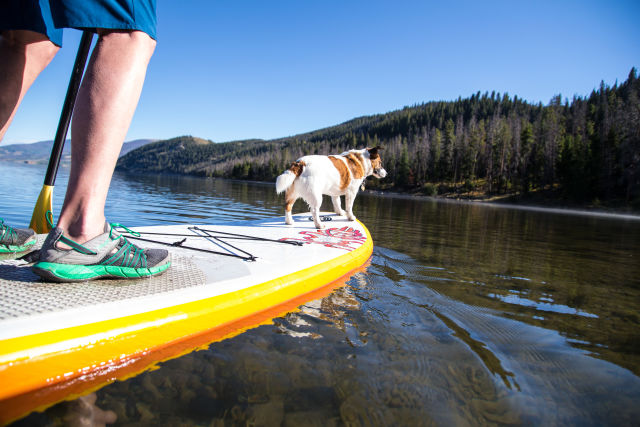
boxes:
[331,196,346,217]
[344,190,357,221]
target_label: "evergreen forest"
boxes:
[117,69,640,206]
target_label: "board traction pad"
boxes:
[0,235,207,320]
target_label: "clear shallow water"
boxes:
[3,162,640,426]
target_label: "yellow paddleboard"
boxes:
[0,213,372,424]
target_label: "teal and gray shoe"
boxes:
[33,222,170,282]
[0,218,36,253]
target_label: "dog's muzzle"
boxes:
[373,167,387,178]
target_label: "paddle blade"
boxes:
[30,185,54,233]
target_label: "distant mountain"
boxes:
[117,69,640,206]
[120,139,157,157]
[116,136,268,175]
[0,139,156,164]
[0,139,61,163]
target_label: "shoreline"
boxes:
[210,174,640,221]
[6,160,638,221]
[360,188,640,221]
[112,168,640,221]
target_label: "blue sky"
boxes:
[3,0,639,145]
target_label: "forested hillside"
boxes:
[117,69,640,205]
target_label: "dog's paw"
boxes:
[285,218,294,225]
[346,215,357,222]
[314,223,325,230]
[335,210,347,217]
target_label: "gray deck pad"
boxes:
[0,235,209,320]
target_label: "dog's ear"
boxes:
[367,146,383,159]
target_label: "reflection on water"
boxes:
[487,292,599,318]
[353,193,640,377]
[2,163,640,425]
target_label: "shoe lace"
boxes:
[44,211,148,268]
[0,218,17,245]
[102,223,148,268]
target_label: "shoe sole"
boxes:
[0,239,37,253]
[32,258,171,282]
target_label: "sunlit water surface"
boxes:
[3,162,640,426]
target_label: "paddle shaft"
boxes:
[43,31,94,187]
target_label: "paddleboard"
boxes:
[0,212,373,424]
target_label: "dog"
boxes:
[275,146,387,229]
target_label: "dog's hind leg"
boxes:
[284,188,296,225]
[307,192,324,229]
[331,196,346,217]
[310,205,323,229]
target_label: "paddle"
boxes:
[30,31,94,233]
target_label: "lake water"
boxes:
[3,161,640,426]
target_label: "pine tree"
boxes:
[397,142,411,187]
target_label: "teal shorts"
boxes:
[0,0,157,47]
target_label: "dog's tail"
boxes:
[276,160,305,194]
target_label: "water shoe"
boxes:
[33,221,170,282]
[0,218,36,253]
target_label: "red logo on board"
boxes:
[280,226,367,251]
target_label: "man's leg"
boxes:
[56,30,156,243]
[0,30,56,251]
[0,30,59,141]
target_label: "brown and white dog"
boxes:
[275,147,387,229]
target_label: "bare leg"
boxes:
[331,196,345,216]
[0,30,59,141]
[57,31,155,243]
